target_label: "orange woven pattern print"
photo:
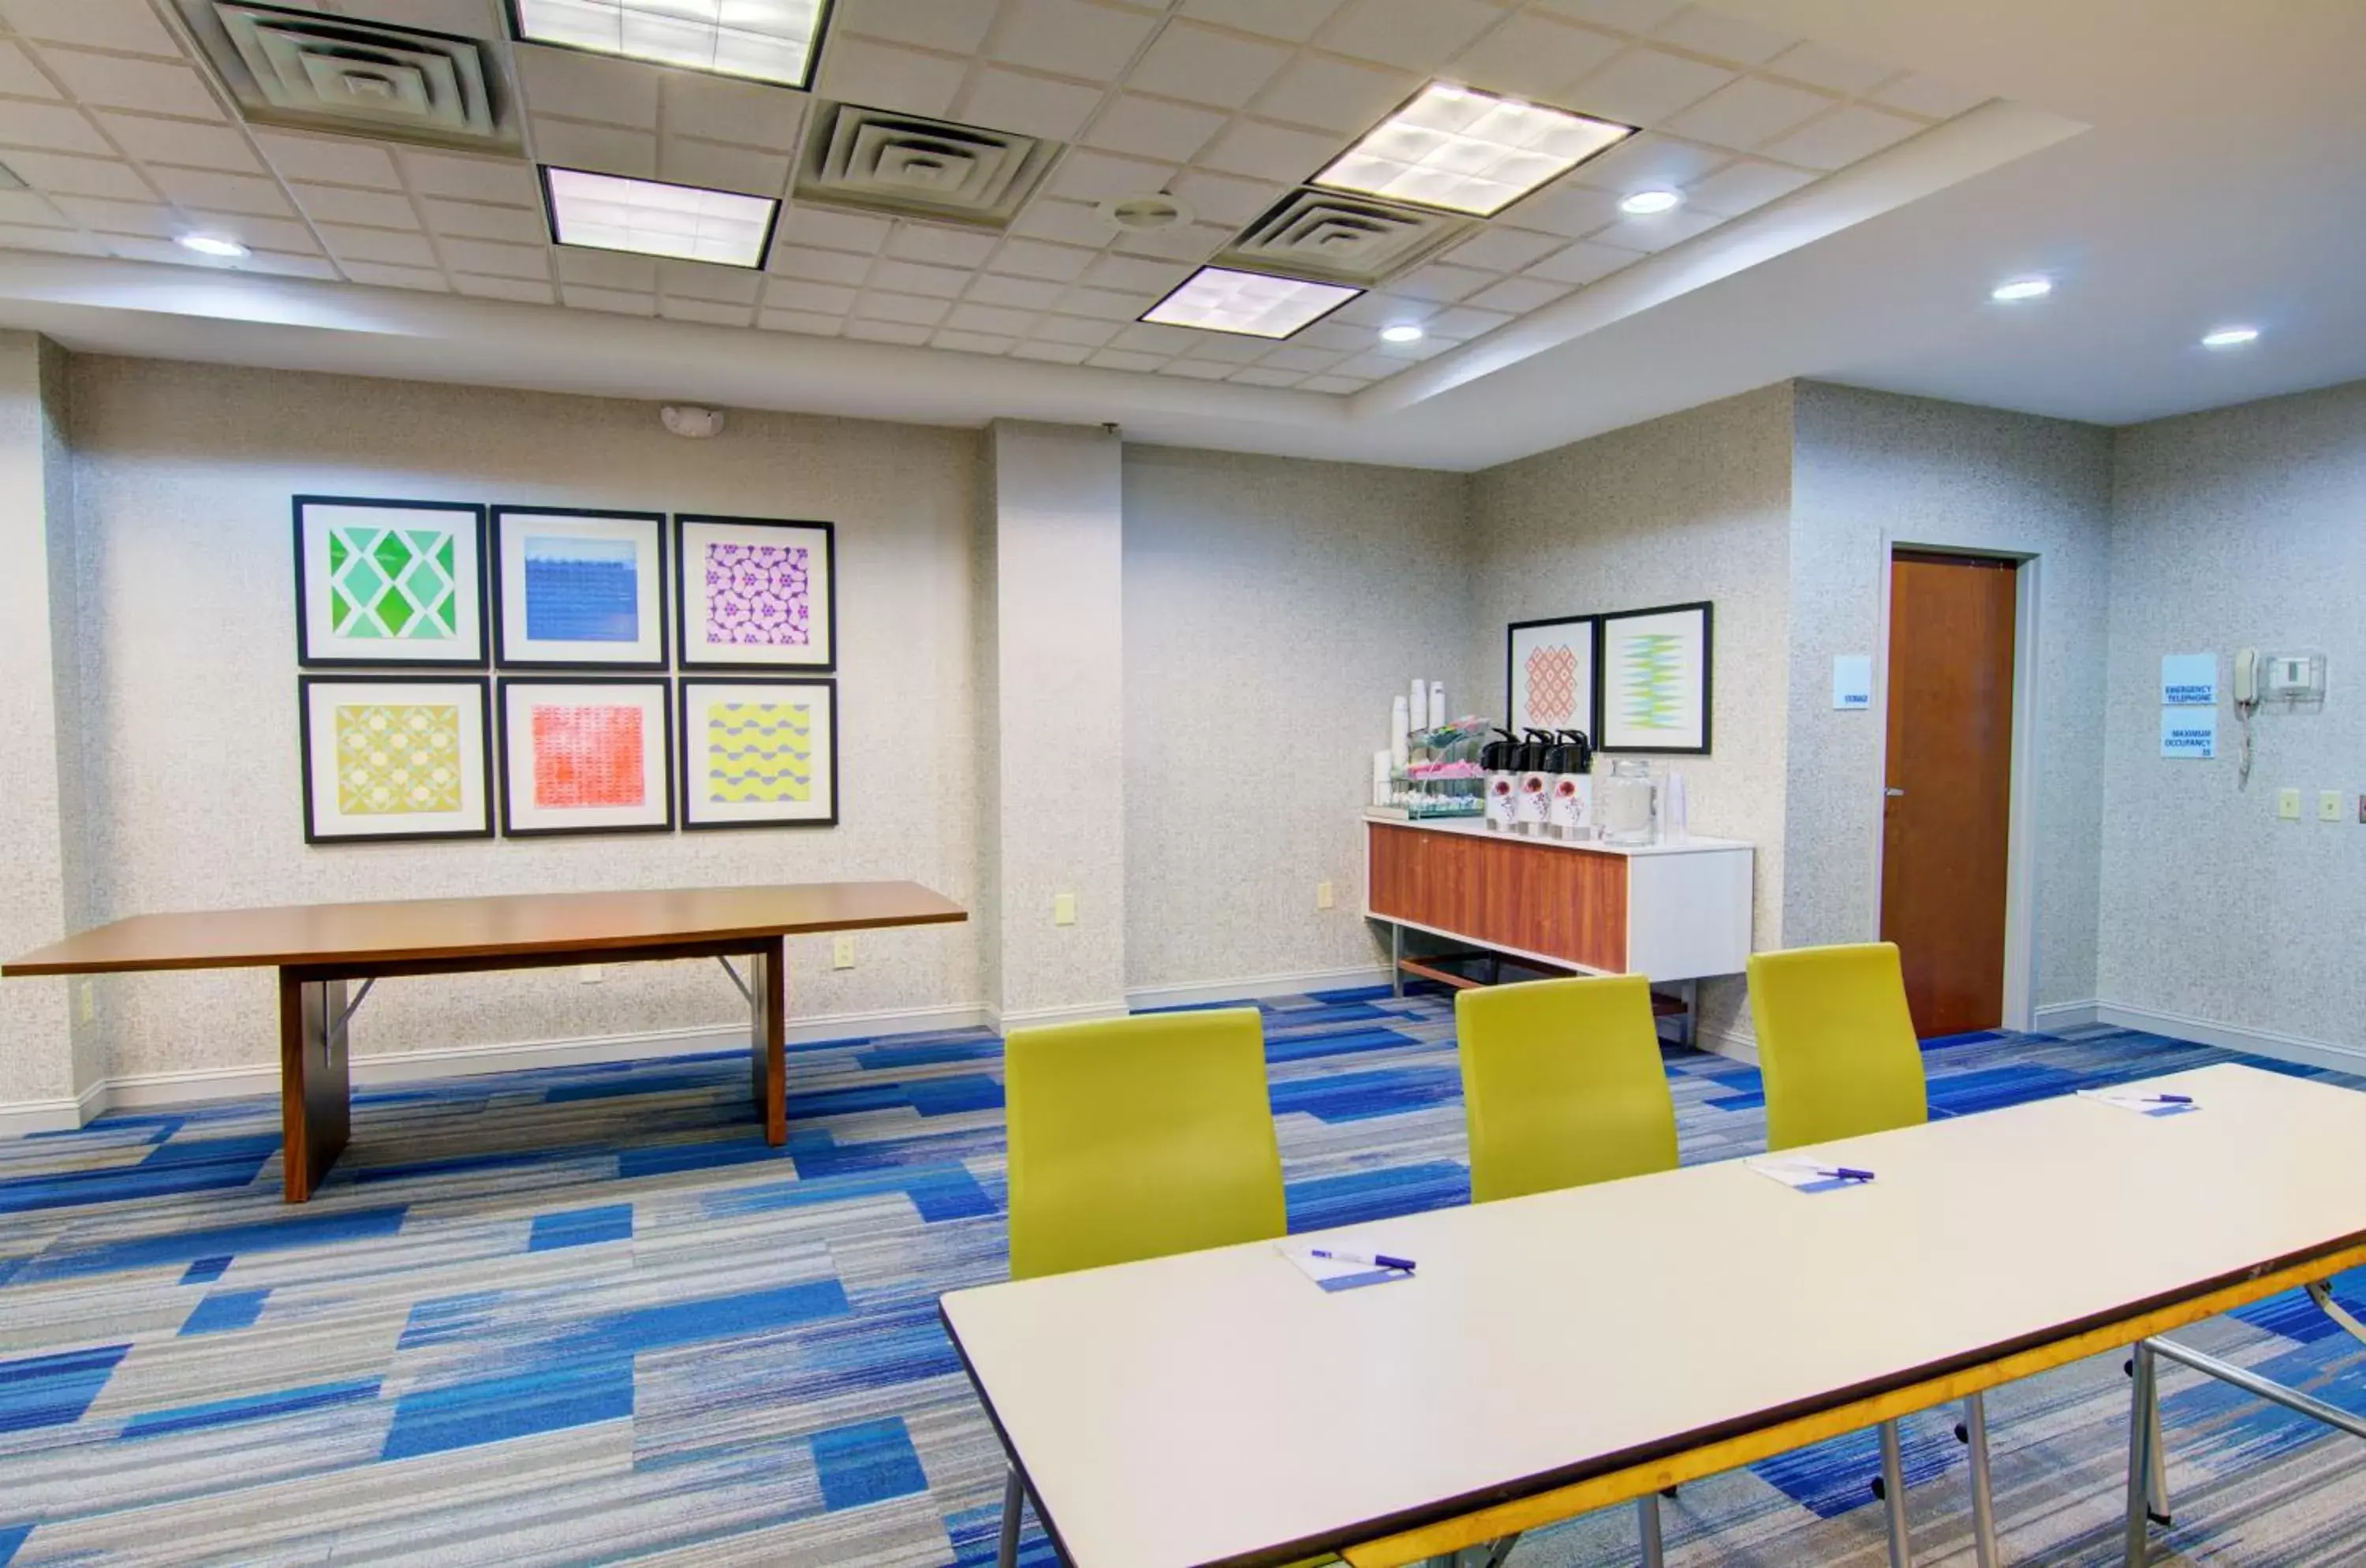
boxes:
[1524,644,1580,725]
[532,705,644,809]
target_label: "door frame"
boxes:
[1868,538,2042,1033]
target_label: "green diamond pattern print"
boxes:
[328,526,458,640]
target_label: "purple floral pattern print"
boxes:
[703,542,810,646]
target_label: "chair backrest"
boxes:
[1456,974,1679,1203]
[1005,1008,1286,1281]
[1747,942,1928,1151]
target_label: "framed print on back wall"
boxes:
[1506,614,1598,737]
[1598,600,1713,754]
[679,678,838,829]
[676,514,837,671]
[294,496,487,667]
[298,674,493,843]
[491,506,667,669]
[497,677,674,836]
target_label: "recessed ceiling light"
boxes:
[2201,326,2260,349]
[176,233,249,258]
[1312,83,1633,218]
[509,0,829,89]
[1141,267,1360,340]
[1379,323,1425,344]
[1990,276,2051,301]
[544,166,779,270]
[1618,189,1681,215]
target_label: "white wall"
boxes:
[2099,378,2366,1066]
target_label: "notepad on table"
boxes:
[1745,1155,1874,1194]
[2078,1088,2199,1117]
[1279,1245,1414,1293]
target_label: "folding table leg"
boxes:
[997,1465,1024,1568]
[2123,1341,2159,1566]
[1640,1494,1665,1567]
[1878,1418,1913,1568]
[1964,1392,1998,1568]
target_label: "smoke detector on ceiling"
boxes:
[662,405,726,439]
[1096,194,1191,233]
[184,1,519,152]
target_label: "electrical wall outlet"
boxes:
[1053,892,1077,927]
[579,964,603,984]
[831,935,856,969]
[1316,880,1334,910]
[2322,790,2347,823]
[2277,788,2302,820]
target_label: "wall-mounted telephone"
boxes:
[2234,648,2260,786]
[2230,646,2327,789]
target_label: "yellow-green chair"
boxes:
[1748,943,1994,1568]
[1458,973,1680,1566]
[996,1007,1286,1566]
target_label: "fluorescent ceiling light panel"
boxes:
[545,166,779,268]
[510,0,829,89]
[1141,267,1360,339]
[1313,84,1633,218]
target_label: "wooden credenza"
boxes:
[1364,817,1752,981]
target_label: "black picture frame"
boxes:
[1504,613,1601,740]
[1595,599,1714,756]
[297,674,494,844]
[674,514,839,673]
[494,676,677,838]
[293,495,489,669]
[677,676,841,831]
[488,505,670,670]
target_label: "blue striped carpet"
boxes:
[2,988,2363,1566]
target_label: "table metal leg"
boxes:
[2147,1379,2170,1525]
[1640,1494,1664,1568]
[1878,1418,1912,1568]
[997,1465,1024,1568]
[745,937,786,1144]
[278,971,353,1203]
[1964,1392,1998,1568]
[2123,1340,2159,1566]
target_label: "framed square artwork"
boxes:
[298,675,493,843]
[675,515,837,671]
[1506,614,1599,738]
[490,506,667,668]
[496,678,674,836]
[678,678,838,829]
[294,496,487,667]
[1598,600,1713,754]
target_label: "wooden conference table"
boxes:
[2,883,965,1202]
[942,1063,2366,1568]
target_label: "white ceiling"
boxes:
[0,0,2357,469]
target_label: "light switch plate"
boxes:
[831,935,855,969]
[1316,880,1334,909]
[1053,892,1077,927]
[2322,790,2347,822]
[2277,788,2302,820]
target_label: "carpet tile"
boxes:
[0,991,2361,1565]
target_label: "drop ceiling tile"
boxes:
[1665,77,1831,150]
[1298,373,1368,394]
[1178,334,1270,364]
[1391,262,1493,302]
[886,223,998,267]
[660,137,790,196]
[989,237,1094,282]
[1051,285,1151,320]
[50,195,175,235]
[869,257,969,297]
[1524,237,1636,284]
[1566,47,1733,128]
[453,273,558,304]
[1445,226,1563,273]
[1330,290,1429,327]
[767,278,858,313]
[42,50,223,118]
[1369,331,1449,360]
[1317,0,1500,72]
[1198,118,1339,184]
[933,329,1019,355]
[1532,0,1685,31]
[818,36,968,120]
[0,222,96,253]
[1683,158,1812,215]
[1159,358,1235,379]
[1168,170,1281,226]
[1449,14,1625,102]
[536,118,658,178]
[1294,318,1372,351]
[1128,22,1290,110]
[293,185,422,228]
[845,318,933,344]
[661,297,754,327]
[0,189,63,226]
[1084,94,1226,162]
[1228,365,1304,386]
[1330,348,1422,378]
[1029,312,1121,345]
[966,273,1063,309]
[0,41,58,99]
[0,99,106,156]
[1082,252,1185,293]
[1759,104,1921,169]
[1568,133,1726,194]
[1009,339,1092,364]
[838,0,1000,54]
[759,308,844,334]
[1259,343,1344,372]
[8,151,149,200]
[1046,148,1177,204]
[1649,6,1794,65]
[776,207,893,253]
[1509,178,1625,237]
[150,168,293,217]
[991,0,1161,81]
[557,248,657,288]
[515,44,659,129]
[0,0,179,54]
[1088,348,1164,371]
[442,237,550,279]
[256,133,401,190]
[401,151,542,206]
[661,73,807,151]
[773,244,874,284]
[961,66,1105,142]
[662,259,763,303]
[1249,54,1418,136]
[1871,73,1987,120]
[1010,196,1116,248]
[320,225,441,266]
[95,114,260,174]
[422,198,547,243]
[222,250,338,279]
[1465,274,1570,313]
[562,285,657,315]
[1764,41,1893,96]
[1177,0,1343,43]
[942,302,1039,337]
[1421,304,1513,337]
[339,259,448,291]
[183,212,315,252]
[1110,218,1226,262]
[856,290,952,325]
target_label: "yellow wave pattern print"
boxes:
[707,702,811,804]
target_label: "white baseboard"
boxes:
[1696,1025,1758,1065]
[2090,1002,2366,1077]
[987,1000,1130,1033]
[2032,999,2100,1033]
[1126,964,1393,1012]
[0,1093,82,1137]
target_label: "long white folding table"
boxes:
[940,1063,2366,1567]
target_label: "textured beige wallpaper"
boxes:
[66,357,984,1081]
[1121,444,1477,993]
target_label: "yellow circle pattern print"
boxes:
[337,704,464,815]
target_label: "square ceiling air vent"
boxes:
[793,103,1057,229]
[192,1,516,151]
[1218,189,1474,289]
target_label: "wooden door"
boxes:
[1879,551,2017,1036]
